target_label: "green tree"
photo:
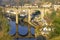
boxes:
[49,10,60,38]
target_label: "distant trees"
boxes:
[1,0,60,6]
[19,0,34,6]
[19,0,25,6]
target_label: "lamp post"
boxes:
[28,7,31,37]
[15,0,19,39]
[15,7,18,38]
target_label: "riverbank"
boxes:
[49,36,60,40]
[0,8,13,40]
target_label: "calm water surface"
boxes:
[8,20,35,40]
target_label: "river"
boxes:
[5,13,46,40]
[8,18,35,40]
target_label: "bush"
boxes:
[50,10,60,38]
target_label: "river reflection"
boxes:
[8,20,35,40]
[18,25,28,36]
[5,15,47,40]
[8,20,47,40]
[14,38,36,40]
[9,20,16,35]
[9,20,35,35]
